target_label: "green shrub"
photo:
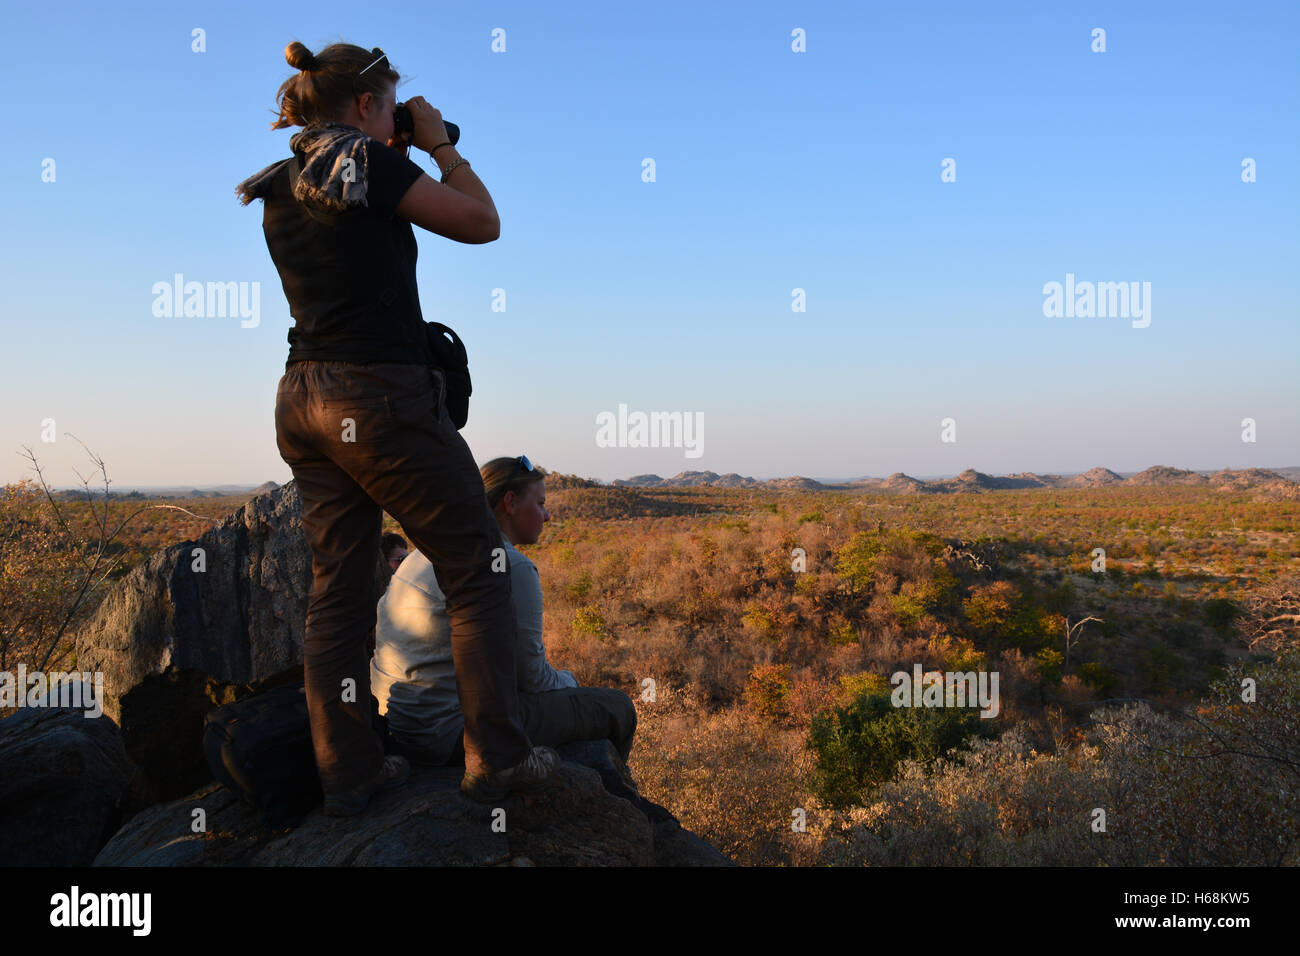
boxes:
[836,672,890,702]
[807,690,994,808]
[889,587,931,628]
[1078,661,1120,697]
[1043,579,1077,613]
[827,620,858,647]
[1036,647,1064,685]
[741,603,781,641]
[835,528,950,599]
[834,531,887,592]
[571,604,608,640]
[1005,605,1061,654]
[566,569,593,602]
[963,581,1018,642]
[944,645,988,673]
[794,574,820,597]
[746,663,792,720]
[1138,644,1184,693]
[1204,598,1238,631]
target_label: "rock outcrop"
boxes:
[1124,465,1210,486]
[879,472,928,494]
[1207,468,1300,501]
[72,483,390,800]
[0,706,146,865]
[94,760,731,867]
[766,476,826,491]
[1063,466,1124,488]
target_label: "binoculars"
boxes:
[393,103,459,147]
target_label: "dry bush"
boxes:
[629,683,810,865]
[2,444,216,682]
[745,662,792,721]
[782,667,839,726]
[797,649,1300,866]
[794,725,1098,866]
[0,481,93,674]
[619,617,688,690]
[1235,570,1300,652]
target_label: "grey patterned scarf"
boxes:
[235,122,374,211]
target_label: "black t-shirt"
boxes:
[261,136,431,367]
[362,140,426,219]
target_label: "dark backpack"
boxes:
[202,683,322,828]
[424,321,472,430]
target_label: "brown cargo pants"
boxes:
[274,360,532,790]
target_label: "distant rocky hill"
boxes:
[543,472,603,490]
[1207,468,1299,500]
[765,476,826,491]
[602,466,1299,497]
[877,473,927,494]
[1062,467,1125,488]
[931,469,1053,492]
[1124,466,1210,486]
[614,471,773,489]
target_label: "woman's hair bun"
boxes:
[285,42,317,72]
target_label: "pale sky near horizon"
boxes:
[4,0,1298,489]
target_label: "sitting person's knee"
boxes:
[604,688,637,735]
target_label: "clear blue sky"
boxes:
[4,0,1297,488]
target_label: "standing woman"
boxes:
[236,41,557,814]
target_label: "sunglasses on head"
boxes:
[358,49,389,75]
[516,455,534,474]
[351,48,390,101]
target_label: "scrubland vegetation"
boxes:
[522,482,1300,865]
[3,473,1297,865]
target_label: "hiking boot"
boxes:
[460,745,560,803]
[323,755,410,817]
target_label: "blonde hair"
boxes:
[480,457,547,511]
[270,41,401,130]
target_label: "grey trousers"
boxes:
[395,686,637,767]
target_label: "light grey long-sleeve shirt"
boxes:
[370,538,577,763]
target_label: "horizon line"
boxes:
[38,462,1300,493]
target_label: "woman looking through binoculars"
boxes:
[236,40,558,814]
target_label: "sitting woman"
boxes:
[371,455,637,782]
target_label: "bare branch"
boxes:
[149,504,220,524]
[1064,615,1102,668]
[17,446,93,574]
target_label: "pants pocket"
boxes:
[318,395,394,445]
